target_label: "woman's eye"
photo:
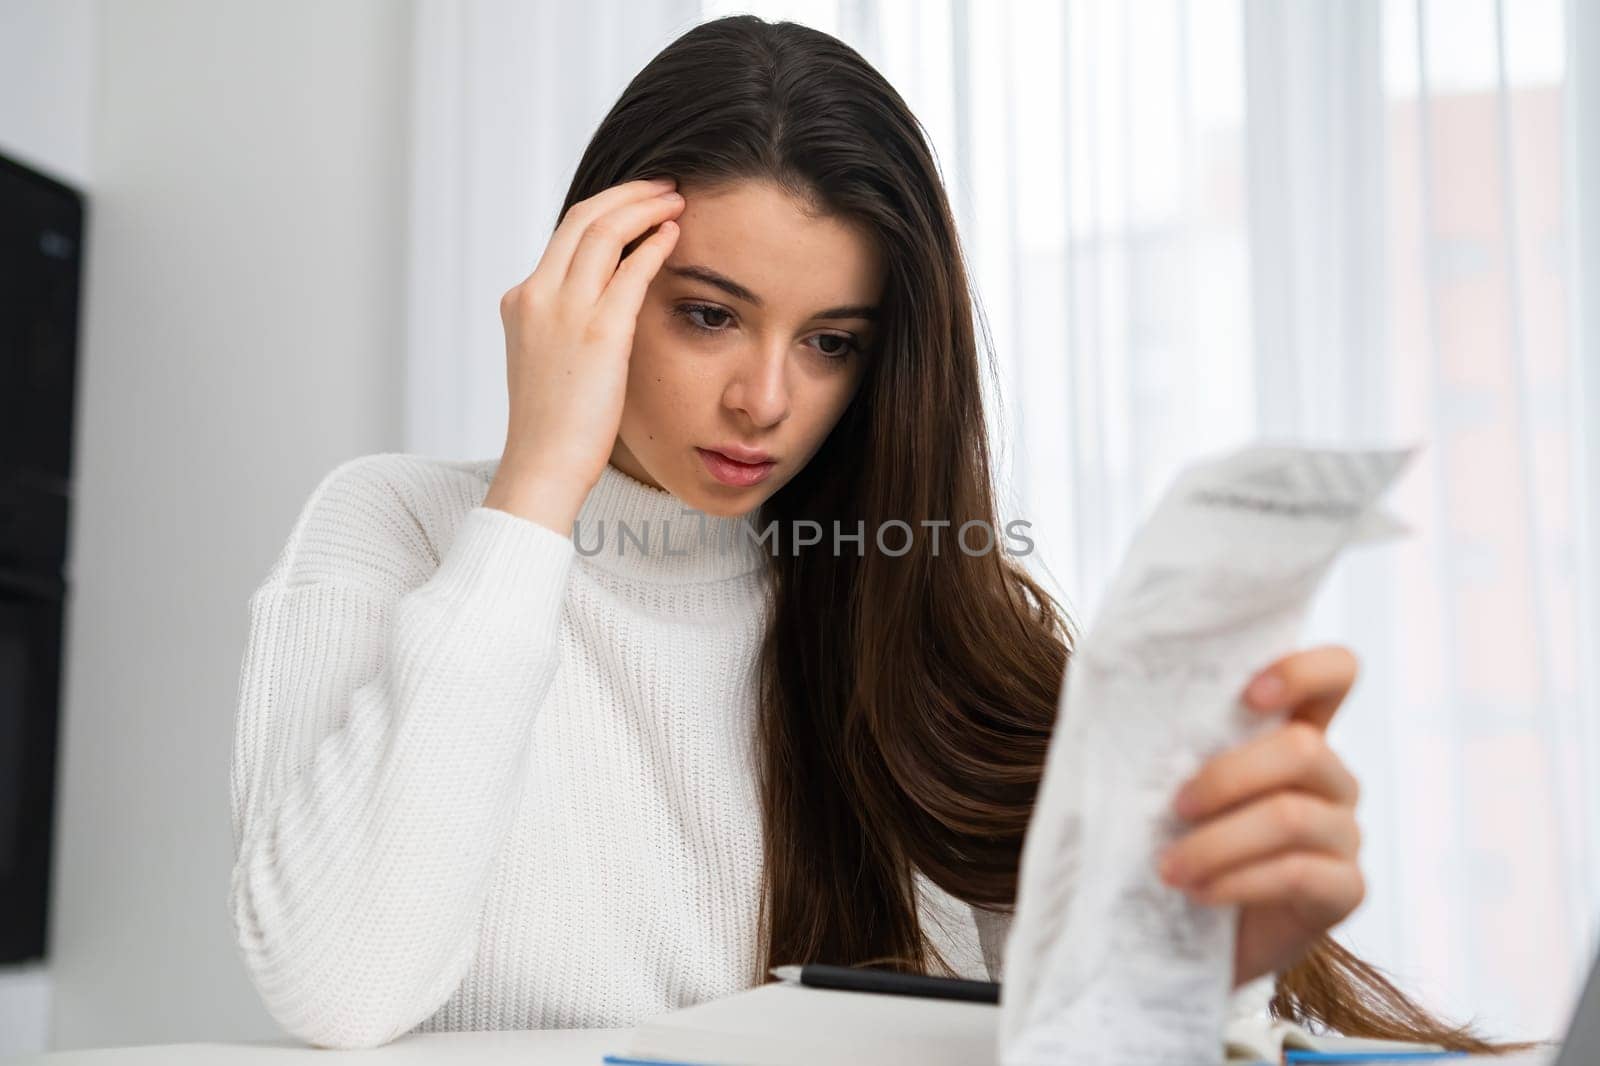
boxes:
[674,303,733,332]
[809,333,858,360]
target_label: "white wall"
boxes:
[0,0,413,1053]
[0,0,97,188]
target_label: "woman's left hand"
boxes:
[1156,644,1366,987]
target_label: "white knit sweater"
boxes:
[228,452,1269,1050]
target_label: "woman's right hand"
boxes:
[484,176,685,534]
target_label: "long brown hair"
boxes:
[557,13,1534,1054]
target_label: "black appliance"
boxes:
[0,149,85,963]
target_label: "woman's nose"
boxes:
[726,343,791,426]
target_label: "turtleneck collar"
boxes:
[483,458,769,585]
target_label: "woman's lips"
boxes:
[697,447,777,487]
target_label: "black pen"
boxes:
[768,963,1001,1004]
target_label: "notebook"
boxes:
[603,981,1472,1065]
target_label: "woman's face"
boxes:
[610,178,883,517]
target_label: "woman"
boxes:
[228,13,1520,1053]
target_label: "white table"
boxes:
[1,1029,636,1065]
[0,1034,1566,1066]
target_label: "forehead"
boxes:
[661,179,884,309]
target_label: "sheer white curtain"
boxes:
[405,0,1599,1042]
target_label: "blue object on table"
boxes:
[1284,1052,1469,1063]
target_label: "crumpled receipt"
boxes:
[997,443,1417,1066]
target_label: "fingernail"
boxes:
[1246,672,1285,708]
[659,190,683,201]
[1158,849,1183,885]
[1172,784,1196,818]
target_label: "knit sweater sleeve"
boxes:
[970,903,1277,1021]
[228,456,575,1049]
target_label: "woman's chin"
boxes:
[687,493,761,519]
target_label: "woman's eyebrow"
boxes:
[663,263,879,321]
